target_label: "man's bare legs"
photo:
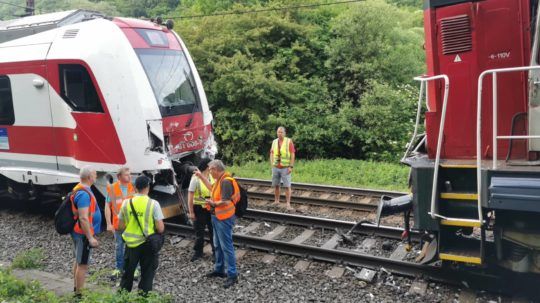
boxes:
[285,186,293,210]
[274,186,280,204]
[73,263,88,294]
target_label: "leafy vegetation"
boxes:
[12,248,44,269]
[0,268,59,302]
[0,268,171,302]
[1,0,425,164]
[230,159,409,191]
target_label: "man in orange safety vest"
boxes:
[105,167,136,278]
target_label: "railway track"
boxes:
[238,178,407,212]
[243,208,417,241]
[165,213,511,295]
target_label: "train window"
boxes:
[136,48,200,117]
[59,64,104,113]
[0,76,15,125]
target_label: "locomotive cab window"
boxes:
[0,76,15,125]
[59,64,103,113]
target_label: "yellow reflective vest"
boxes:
[121,195,155,248]
[272,137,292,167]
[194,175,214,206]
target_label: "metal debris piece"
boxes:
[409,281,428,296]
[169,236,183,245]
[355,268,376,282]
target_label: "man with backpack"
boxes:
[118,175,165,294]
[194,159,239,289]
[71,166,101,296]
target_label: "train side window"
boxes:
[59,64,104,113]
[0,76,15,125]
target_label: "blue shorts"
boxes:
[272,167,292,187]
[71,233,92,265]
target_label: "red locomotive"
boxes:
[392,0,540,276]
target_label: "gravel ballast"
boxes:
[0,208,508,302]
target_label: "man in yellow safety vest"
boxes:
[270,126,296,210]
[188,158,215,262]
[118,176,164,294]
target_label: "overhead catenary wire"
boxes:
[164,0,364,20]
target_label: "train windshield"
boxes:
[136,48,200,117]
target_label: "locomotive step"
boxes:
[439,248,482,265]
[440,218,481,227]
[440,192,478,201]
[439,163,477,169]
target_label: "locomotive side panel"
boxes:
[424,0,531,159]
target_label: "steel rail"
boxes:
[248,191,378,211]
[244,208,420,242]
[165,222,508,294]
[236,178,406,197]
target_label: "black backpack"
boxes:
[235,180,249,218]
[54,188,89,235]
[226,177,248,218]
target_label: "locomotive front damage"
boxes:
[145,114,217,219]
[130,24,217,219]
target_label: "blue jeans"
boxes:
[114,230,125,270]
[212,215,237,278]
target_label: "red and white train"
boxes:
[0,10,216,217]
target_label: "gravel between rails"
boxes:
[250,199,372,222]
[0,208,508,303]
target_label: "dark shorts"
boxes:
[72,233,92,265]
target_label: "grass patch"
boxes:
[12,248,44,269]
[0,268,58,302]
[229,159,409,192]
[0,268,172,303]
[87,268,112,286]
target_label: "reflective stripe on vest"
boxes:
[209,173,239,220]
[194,175,214,206]
[121,195,155,248]
[272,137,291,167]
[106,181,135,230]
[70,183,97,236]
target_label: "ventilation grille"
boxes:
[440,15,472,55]
[62,29,79,39]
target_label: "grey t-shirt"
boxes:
[118,196,164,225]
[221,179,233,201]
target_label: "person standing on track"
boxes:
[270,126,296,210]
[188,158,215,262]
[118,175,165,294]
[194,160,239,289]
[105,167,136,279]
[71,166,101,297]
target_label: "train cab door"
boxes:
[45,60,126,170]
[0,64,58,170]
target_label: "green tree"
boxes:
[356,81,418,161]
[36,0,120,16]
[178,10,331,162]
[325,0,424,104]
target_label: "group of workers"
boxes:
[67,127,295,297]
